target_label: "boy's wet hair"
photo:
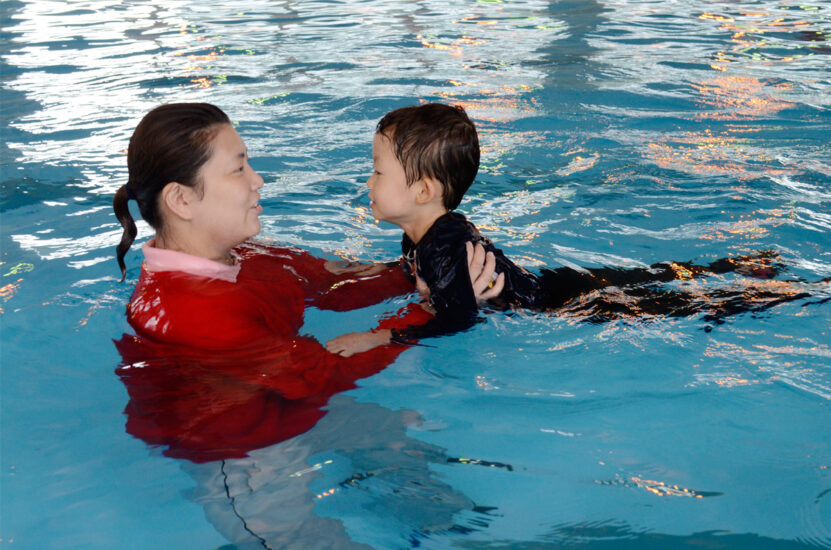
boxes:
[376,103,479,210]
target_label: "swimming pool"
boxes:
[1,0,829,548]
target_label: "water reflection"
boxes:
[540,521,822,549]
[114,337,495,548]
[596,473,722,498]
[699,7,829,71]
[180,396,482,548]
[692,76,796,119]
[3,0,559,176]
[693,325,831,400]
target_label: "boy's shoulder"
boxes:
[404,211,486,265]
[430,211,481,241]
[403,212,481,256]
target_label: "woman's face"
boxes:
[190,124,264,253]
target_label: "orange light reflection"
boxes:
[0,280,21,301]
[701,10,821,71]
[170,23,226,89]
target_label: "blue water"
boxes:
[2,1,830,548]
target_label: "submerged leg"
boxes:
[539,251,806,323]
[555,283,812,325]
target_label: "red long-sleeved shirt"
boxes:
[116,241,430,462]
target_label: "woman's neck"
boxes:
[154,232,235,265]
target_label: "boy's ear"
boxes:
[415,177,444,205]
[161,182,197,221]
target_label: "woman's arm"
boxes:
[268,245,413,311]
[273,241,503,313]
[325,243,504,357]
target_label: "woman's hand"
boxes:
[326,329,392,357]
[412,242,504,305]
[324,260,390,277]
[467,242,504,303]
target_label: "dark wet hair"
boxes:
[113,103,230,280]
[376,103,479,210]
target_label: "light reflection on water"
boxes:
[1,0,830,548]
[4,0,559,173]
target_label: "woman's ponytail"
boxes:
[114,183,137,281]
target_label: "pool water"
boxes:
[2,1,830,548]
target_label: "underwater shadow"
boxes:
[113,335,511,548]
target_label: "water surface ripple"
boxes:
[1,1,829,548]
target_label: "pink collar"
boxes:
[141,239,241,283]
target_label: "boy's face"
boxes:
[367,132,420,227]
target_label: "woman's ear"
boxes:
[161,182,196,221]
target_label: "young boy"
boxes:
[326,103,545,356]
[325,103,790,357]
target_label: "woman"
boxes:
[113,103,501,461]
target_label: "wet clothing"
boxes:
[119,240,431,462]
[391,212,547,343]
[389,212,793,342]
[117,239,799,461]
[128,240,418,350]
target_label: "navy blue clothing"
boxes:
[388,212,791,343]
[391,212,546,343]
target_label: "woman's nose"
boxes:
[252,170,264,190]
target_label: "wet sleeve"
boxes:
[390,242,481,344]
[249,305,434,398]
[278,246,413,311]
